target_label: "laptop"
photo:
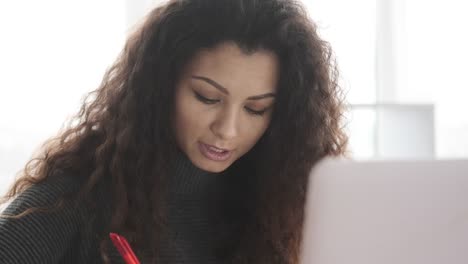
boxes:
[300,158,468,264]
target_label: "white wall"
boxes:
[0,0,126,194]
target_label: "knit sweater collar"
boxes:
[169,148,228,196]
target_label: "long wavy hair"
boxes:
[1,0,347,263]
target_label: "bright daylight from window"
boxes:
[1,0,468,195]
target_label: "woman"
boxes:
[0,0,347,263]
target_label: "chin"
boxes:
[194,158,231,173]
[201,162,230,173]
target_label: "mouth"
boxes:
[205,143,231,152]
[198,142,233,161]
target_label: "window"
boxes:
[0,0,126,194]
[303,0,468,159]
[1,0,467,194]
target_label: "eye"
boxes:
[245,107,267,116]
[193,91,219,105]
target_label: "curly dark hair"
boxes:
[1,0,347,263]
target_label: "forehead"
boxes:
[182,42,279,94]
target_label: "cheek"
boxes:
[176,107,196,131]
[174,92,208,139]
[174,93,194,143]
[239,118,270,150]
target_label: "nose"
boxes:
[210,107,239,141]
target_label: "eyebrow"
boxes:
[191,75,276,100]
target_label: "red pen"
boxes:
[109,232,141,264]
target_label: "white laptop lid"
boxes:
[301,159,468,264]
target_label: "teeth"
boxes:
[208,146,225,153]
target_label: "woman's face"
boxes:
[174,42,279,173]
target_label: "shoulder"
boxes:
[0,174,91,263]
[2,174,84,216]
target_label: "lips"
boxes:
[205,144,229,152]
[198,142,232,161]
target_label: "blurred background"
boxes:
[1,0,467,195]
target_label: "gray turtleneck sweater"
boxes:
[0,152,243,263]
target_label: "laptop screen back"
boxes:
[301,159,468,264]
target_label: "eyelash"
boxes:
[194,91,218,104]
[193,92,267,116]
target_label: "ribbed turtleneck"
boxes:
[168,148,226,195]
[158,148,235,263]
[0,148,243,264]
